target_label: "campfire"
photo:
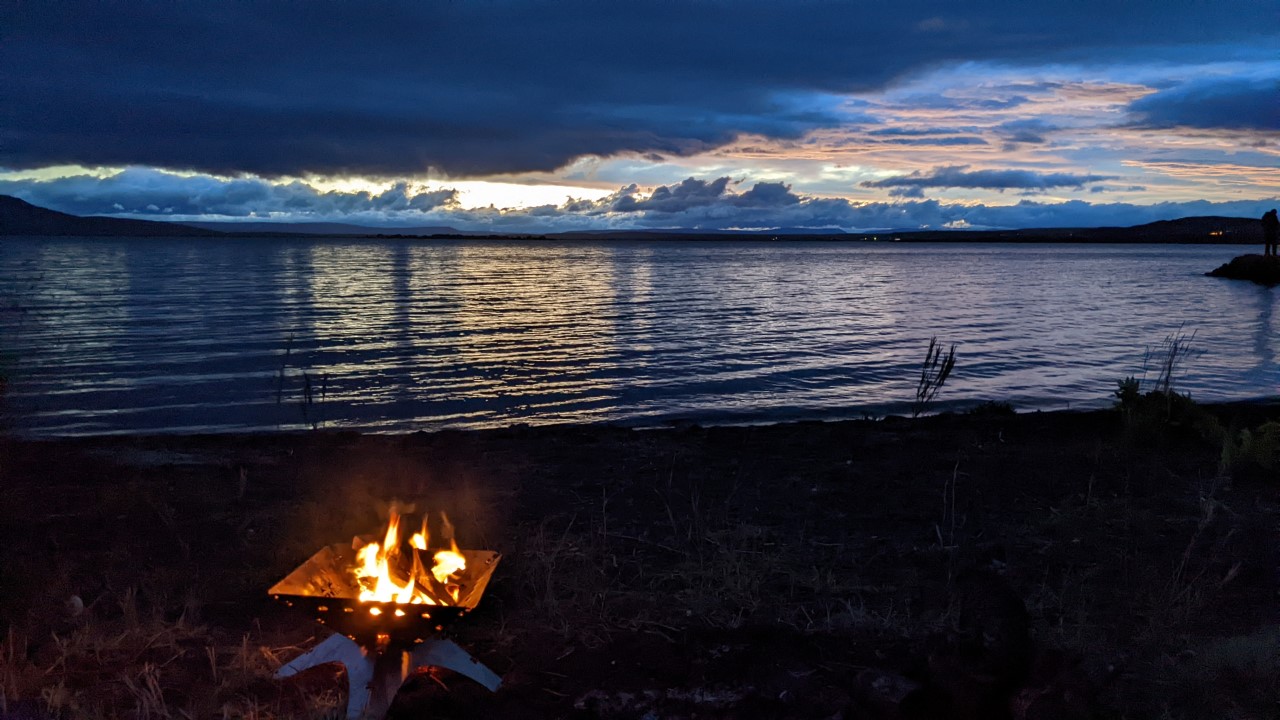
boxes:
[270,504,502,719]
[270,505,499,646]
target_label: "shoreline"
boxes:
[1,231,1267,245]
[7,396,1280,442]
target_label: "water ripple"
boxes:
[0,237,1276,435]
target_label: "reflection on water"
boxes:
[0,237,1276,436]
[449,244,618,414]
[1250,285,1277,386]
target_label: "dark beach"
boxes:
[3,402,1278,719]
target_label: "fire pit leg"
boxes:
[410,637,503,692]
[365,650,413,719]
[275,634,375,720]
[276,635,501,719]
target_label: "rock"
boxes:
[1008,649,1097,720]
[1206,254,1280,286]
[850,668,922,717]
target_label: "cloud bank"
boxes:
[0,169,458,219]
[4,169,1275,235]
[861,165,1117,198]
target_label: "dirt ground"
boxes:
[1,404,1278,719]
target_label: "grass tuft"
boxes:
[912,336,956,418]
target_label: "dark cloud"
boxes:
[1128,78,1280,131]
[734,182,801,208]
[1089,185,1148,194]
[861,165,1116,192]
[601,178,804,214]
[968,96,1032,110]
[562,186,638,214]
[867,127,981,136]
[612,177,732,213]
[997,119,1056,144]
[877,137,989,146]
[887,93,1034,111]
[1,1,1272,177]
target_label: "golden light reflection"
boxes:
[451,243,618,401]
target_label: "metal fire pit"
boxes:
[270,540,502,719]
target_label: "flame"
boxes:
[409,515,429,550]
[432,538,467,603]
[351,507,468,606]
[432,542,466,585]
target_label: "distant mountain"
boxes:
[0,194,1266,243]
[1124,216,1263,242]
[551,226,847,238]
[869,215,1263,243]
[545,217,1263,243]
[184,220,474,236]
[0,195,218,237]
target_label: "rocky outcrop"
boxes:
[1206,254,1280,286]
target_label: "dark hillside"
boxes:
[0,195,217,237]
[0,194,1266,243]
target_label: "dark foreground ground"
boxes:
[1,404,1278,719]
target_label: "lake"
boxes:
[0,236,1275,436]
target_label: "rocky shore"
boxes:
[1206,253,1280,285]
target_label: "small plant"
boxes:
[1149,327,1201,423]
[912,337,956,418]
[1220,421,1280,481]
[966,400,1015,418]
[1151,327,1199,399]
[275,333,293,405]
[1114,328,1201,409]
[1114,376,1141,407]
[1113,328,1222,446]
[936,460,961,552]
[275,334,327,429]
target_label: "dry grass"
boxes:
[0,583,348,719]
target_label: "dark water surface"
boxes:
[1,237,1275,435]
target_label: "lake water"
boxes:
[0,237,1275,436]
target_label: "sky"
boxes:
[2,1,1277,233]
